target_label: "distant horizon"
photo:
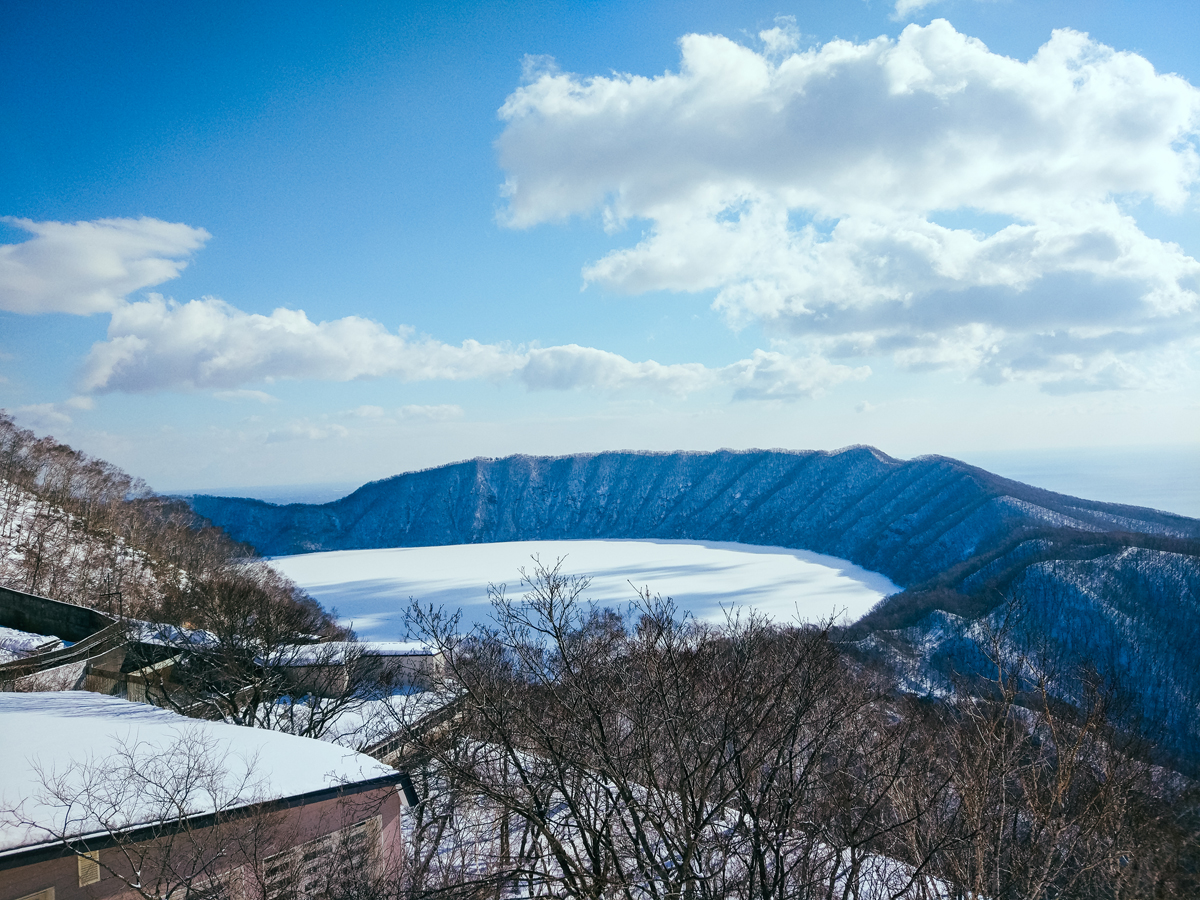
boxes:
[177,442,1200,520]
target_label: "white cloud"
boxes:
[79,294,525,393]
[346,404,388,418]
[892,0,942,20]
[0,217,209,314]
[724,350,870,400]
[340,404,465,423]
[11,395,95,431]
[518,344,863,400]
[213,389,279,404]
[892,0,995,23]
[496,21,1200,392]
[0,218,870,404]
[14,403,73,431]
[758,17,801,57]
[517,343,865,400]
[76,293,854,401]
[520,344,714,395]
[398,404,464,421]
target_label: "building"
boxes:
[0,692,416,900]
[0,583,441,710]
[271,641,443,696]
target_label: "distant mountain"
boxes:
[190,446,1198,581]
[191,447,1200,756]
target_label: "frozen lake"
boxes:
[270,540,900,640]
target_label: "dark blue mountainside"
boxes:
[191,446,1197,585]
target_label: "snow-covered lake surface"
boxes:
[270,540,900,640]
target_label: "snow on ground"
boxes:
[270,540,900,640]
[0,625,63,661]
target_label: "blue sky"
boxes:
[1,0,1198,510]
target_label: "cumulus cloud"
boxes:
[78,294,526,393]
[516,342,867,399]
[497,20,1200,392]
[758,17,801,57]
[892,0,995,22]
[74,294,853,401]
[11,395,95,431]
[520,344,714,395]
[0,217,869,403]
[345,404,388,418]
[0,217,209,314]
[14,403,73,431]
[724,350,870,400]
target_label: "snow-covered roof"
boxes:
[0,691,399,856]
[272,640,435,666]
[128,619,217,648]
[295,691,451,752]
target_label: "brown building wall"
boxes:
[0,785,405,900]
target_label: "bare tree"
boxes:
[922,597,1200,900]
[136,563,397,740]
[391,557,960,900]
[0,412,264,620]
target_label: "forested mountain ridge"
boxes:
[190,446,1199,591]
[0,412,343,647]
[191,448,1200,754]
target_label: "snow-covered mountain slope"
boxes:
[190,447,1199,589]
[0,477,162,612]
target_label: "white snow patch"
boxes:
[0,626,63,659]
[270,540,900,640]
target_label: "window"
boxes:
[263,816,382,900]
[164,867,244,900]
[78,850,101,886]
